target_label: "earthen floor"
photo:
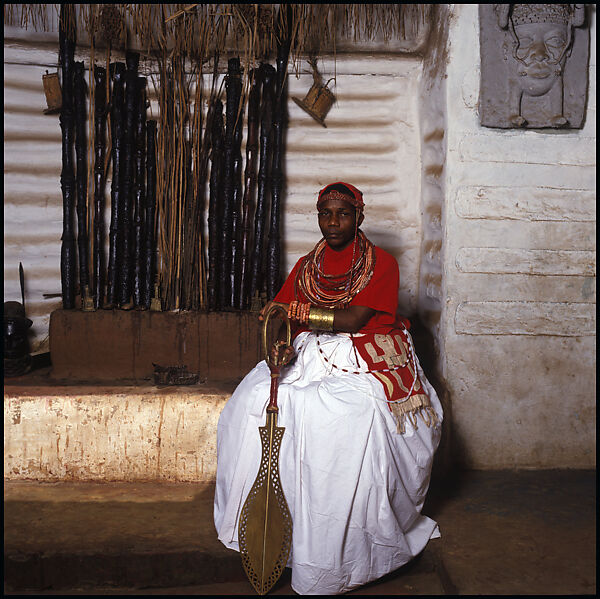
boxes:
[4,469,595,596]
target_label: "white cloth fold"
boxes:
[214,331,443,595]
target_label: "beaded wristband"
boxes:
[308,306,335,331]
[301,302,310,324]
[288,301,312,325]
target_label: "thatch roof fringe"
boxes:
[4,4,432,63]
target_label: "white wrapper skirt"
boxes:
[214,331,443,595]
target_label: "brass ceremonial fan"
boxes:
[238,304,293,595]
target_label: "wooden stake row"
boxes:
[58,4,293,314]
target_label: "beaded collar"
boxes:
[294,230,376,308]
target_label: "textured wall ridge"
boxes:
[442,4,596,468]
[454,186,596,222]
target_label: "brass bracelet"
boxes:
[308,306,335,331]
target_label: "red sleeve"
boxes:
[350,247,399,318]
[274,258,303,303]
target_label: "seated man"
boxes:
[214,181,443,595]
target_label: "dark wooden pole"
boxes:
[92,65,107,310]
[133,76,147,308]
[105,62,126,308]
[207,99,224,311]
[236,68,262,309]
[59,6,77,310]
[230,80,245,309]
[143,120,157,309]
[219,57,243,309]
[267,27,291,301]
[118,50,139,307]
[73,61,90,305]
[249,63,276,307]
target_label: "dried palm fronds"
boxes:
[4,4,431,62]
[153,46,216,311]
[4,3,54,34]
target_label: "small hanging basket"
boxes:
[292,78,336,128]
[42,71,61,114]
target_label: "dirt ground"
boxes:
[4,469,595,595]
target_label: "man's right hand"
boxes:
[258,301,289,322]
[268,341,296,370]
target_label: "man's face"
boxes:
[318,197,363,251]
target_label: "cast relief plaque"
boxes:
[479,4,589,129]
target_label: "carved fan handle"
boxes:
[262,304,292,413]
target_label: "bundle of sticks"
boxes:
[60,5,158,312]
[207,40,291,311]
[97,53,157,311]
[58,4,292,313]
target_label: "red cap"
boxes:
[317,182,364,210]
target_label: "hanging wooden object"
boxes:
[267,37,291,301]
[291,84,335,128]
[143,120,158,310]
[105,62,126,309]
[118,51,140,308]
[219,57,243,310]
[207,99,224,311]
[59,6,77,310]
[292,59,336,128]
[73,61,92,310]
[92,65,108,310]
[236,68,262,310]
[133,76,147,309]
[42,71,62,114]
[249,63,276,310]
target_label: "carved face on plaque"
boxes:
[481,4,588,129]
[495,3,583,128]
[512,19,571,96]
